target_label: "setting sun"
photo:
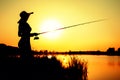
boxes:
[40,19,63,39]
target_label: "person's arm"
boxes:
[30,33,39,37]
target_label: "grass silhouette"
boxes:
[0,44,87,80]
[0,55,87,80]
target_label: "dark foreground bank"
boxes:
[0,44,88,80]
[0,55,87,80]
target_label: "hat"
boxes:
[20,11,33,18]
[18,11,33,23]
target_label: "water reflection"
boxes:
[107,56,120,66]
[118,56,120,66]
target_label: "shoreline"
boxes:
[0,43,120,57]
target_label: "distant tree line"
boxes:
[0,44,120,56]
[107,47,120,55]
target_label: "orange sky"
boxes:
[0,0,120,52]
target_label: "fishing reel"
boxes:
[34,36,39,40]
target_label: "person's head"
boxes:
[19,11,33,22]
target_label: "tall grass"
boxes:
[66,57,88,80]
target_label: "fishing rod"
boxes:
[34,19,106,40]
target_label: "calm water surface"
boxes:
[55,55,120,80]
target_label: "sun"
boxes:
[40,19,63,39]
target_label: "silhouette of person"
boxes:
[18,11,38,59]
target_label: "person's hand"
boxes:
[33,33,39,36]
[33,33,38,36]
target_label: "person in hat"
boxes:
[18,11,38,59]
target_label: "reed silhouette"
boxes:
[0,48,88,80]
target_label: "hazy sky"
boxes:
[0,0,120,51]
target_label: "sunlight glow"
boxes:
[1,0,120,51]
[40,19,63,39]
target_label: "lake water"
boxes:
[55,55,120,80]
